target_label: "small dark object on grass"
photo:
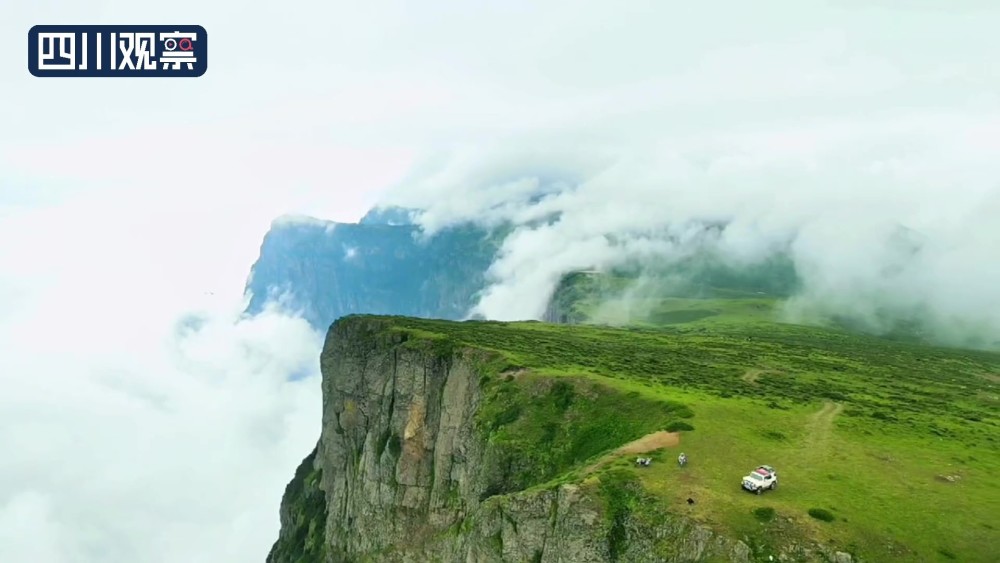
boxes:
[686,498,695,505]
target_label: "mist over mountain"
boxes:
[371,128,1000,351]
[245,181,998,351]
[357,206,420,226]
[5,3,1000,562]
[244,212,505,331]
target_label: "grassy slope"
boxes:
[377,303,1000,563]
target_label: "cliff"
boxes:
[267,316,867,563]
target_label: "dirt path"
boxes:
[741,369,768,384]
[582,431,681,474]
[501,368,530,380]
[979,373,1000,384]
[804,401,843,451]
[617,431,681,453]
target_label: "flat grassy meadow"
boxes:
[363,290,999,562]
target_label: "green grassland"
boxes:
[373,293,1000,562]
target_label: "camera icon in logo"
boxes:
[163,37,194,51]
[158,30,197,69]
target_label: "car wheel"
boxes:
[755,488,762,495]
[770,482,776,490]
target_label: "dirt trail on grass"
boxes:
[501,368,530,380]
[804,401,843,451]
[617,431,680,453]
[582,431,681,474]
[741,369,773,384]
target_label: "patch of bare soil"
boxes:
[581,431,682,475]
[500,368,529,380]
[742,368,780,384]
[617,431,681,453]
[978,373,1000,384]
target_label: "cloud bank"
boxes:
[368,3,1000,349]
[381,113,1000,348]
[0,194,324,563]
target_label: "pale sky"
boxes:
[2,1,999,562]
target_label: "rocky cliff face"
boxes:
[314,317,492,559]
[266,316,863,563]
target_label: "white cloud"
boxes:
[0,194,324,563]
[272,214,338,234]
[392,113,1000,347]
[359,3,1000,341]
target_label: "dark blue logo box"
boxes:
[29,25,207,77]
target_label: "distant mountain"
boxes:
[358,206,420,226]
[243,212,506,331]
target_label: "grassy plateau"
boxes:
[367,279,999,562]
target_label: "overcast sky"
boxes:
[2,1,1000,562]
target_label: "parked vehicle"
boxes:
[741,465,777,494]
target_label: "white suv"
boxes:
[741,465,777,494]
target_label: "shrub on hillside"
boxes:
[752,507,776,522]
[808,508,835,522]
[665,421,694,432]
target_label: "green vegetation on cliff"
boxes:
[369,311,999,562]
[473,371,691,497]
[268,447,328,563]
[387,315,996,449]
[271,286,998,563]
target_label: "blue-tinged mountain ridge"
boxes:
[244,209,505,331]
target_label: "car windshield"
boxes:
[749,473,764,481]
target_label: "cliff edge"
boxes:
[267,316,867,563]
